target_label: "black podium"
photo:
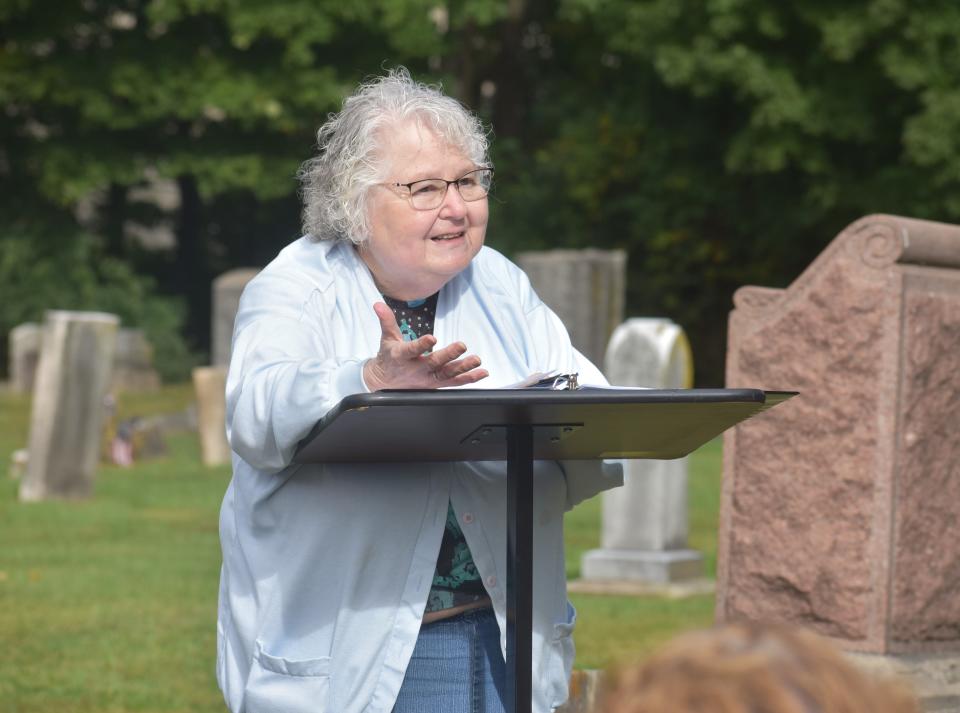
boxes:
[294,387,795,713]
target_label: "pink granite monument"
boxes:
[719,214,960,704]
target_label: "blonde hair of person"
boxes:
[603,621,920,713]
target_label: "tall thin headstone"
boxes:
[212,269,259,367]
[581,318,702,583]
[516,249,626,367]
[721,214,960,709]
[19,311,119,501]
[193,366,231,467]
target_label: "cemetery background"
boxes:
[3,1,960,711]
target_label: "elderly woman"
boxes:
[216,68,622,713]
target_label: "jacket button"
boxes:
[462,512,474,524]
[486,575,497,588]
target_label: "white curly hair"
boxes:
[297,67,491,244]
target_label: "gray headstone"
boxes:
[112,328,161,392]
[8,322,42,394]
[516,249,626,367]
[19,311,119,501]
[581,318,703,583]
[212,269,259,367]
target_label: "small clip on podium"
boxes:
[295,387,796,713]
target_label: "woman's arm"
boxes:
[226,266,490,472]
[225,270,365,472]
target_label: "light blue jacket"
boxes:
[216,238,623,713]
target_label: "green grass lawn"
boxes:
[563,446,720,669]
[0,386,721,712]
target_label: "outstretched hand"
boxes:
[362,302,489,391]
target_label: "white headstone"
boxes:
[19,311,119,501]
[516,249,626,368]
[581,318,703,583]
[212,269,259,367]
[8,322,42,394]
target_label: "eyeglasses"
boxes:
[388,168,494,210]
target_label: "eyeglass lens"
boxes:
[408,169,493,210]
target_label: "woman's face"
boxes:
[359,121,488,301]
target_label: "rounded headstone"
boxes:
[582,316,703,583]
[604,318,694,389]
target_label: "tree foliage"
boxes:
[2,0,959,383]
[0,232,197,381]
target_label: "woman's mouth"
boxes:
[430,231,465,242]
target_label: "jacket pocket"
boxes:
[243,640,331,713]
[547,601,577,709]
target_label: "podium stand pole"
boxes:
[506,424,534,713]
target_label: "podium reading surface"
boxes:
[294,388,796,713]
[294,388,795,463]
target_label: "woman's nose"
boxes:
[438,183,468,218]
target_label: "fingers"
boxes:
[425,341,467,368]
[373,302,402,342]
[406,334,437,356]
[374,303,438,355]
[425,343,489,387]
[431,353,480,378]
[368,303,488,389]
[438,366,489,387]
[430,353,489,385]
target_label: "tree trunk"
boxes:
[174,174,210,356]
[490,0,527,140]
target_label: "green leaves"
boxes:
[0,233,198,381]
[1,6,352,215]
[3,0,960,385]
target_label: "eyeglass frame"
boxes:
[386,167,494,210]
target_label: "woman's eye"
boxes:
[412,183,440,195]
[458,177,478,188]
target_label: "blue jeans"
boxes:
[392,608,507,713]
